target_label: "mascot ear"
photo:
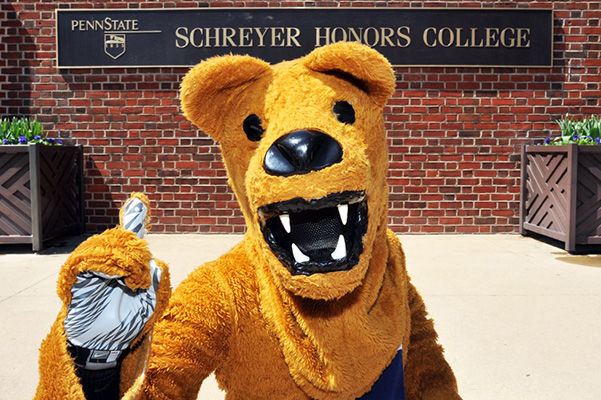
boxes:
[180,55,271,142]
[303,41,395,108]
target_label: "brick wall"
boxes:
[2,1,600,234]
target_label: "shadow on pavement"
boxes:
[0,234,90,256]
[554,255,601,268]
[523,231,601,255]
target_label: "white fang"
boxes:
[279,214,291,233]
[331,235,346,260]
[337,204,348,225]
[291,243,310,263]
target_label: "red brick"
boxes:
[2,0,598,234]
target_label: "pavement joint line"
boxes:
[0,272,57,305]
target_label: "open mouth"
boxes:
[258,191,368,276]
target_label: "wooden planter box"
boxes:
[520,144,601,252]
[0,144,84,251]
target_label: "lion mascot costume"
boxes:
[34,42,461,400]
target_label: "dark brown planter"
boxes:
[520,143,601,252]
[0,144,84,251]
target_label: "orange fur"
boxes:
[136,42,461,399]
[35,308,86,400]
[36,43,460,400]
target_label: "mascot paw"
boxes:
[62,192,164,366]
[58,193,157,298]
[64,261,161,367]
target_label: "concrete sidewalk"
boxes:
[1,234,601,399]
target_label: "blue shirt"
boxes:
[357,347,406,400]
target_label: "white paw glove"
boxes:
[120,197,148,239]
[64,260,161,369]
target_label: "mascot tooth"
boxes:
[35,42,461,400]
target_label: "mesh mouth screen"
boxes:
[258,190,368,275]
[289,207,342,260]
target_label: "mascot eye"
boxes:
[333,101,355,124]
[243,114,265,142]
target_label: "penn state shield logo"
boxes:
[104,34,126,59]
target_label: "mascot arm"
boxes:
[34,228,171,400]
[134,265,234,400]
[35,194,172,400]
[404,280,461,400]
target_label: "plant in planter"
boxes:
[0,117,84,251]
[520,114,601,252]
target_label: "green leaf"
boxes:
[552,114,601,145]
[0,117,49,145]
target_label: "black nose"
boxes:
[263,130,343,176]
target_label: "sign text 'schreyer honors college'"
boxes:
[56,8,553,68]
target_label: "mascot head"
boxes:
[181,42,395,300]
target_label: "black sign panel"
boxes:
[56,8,553,68]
